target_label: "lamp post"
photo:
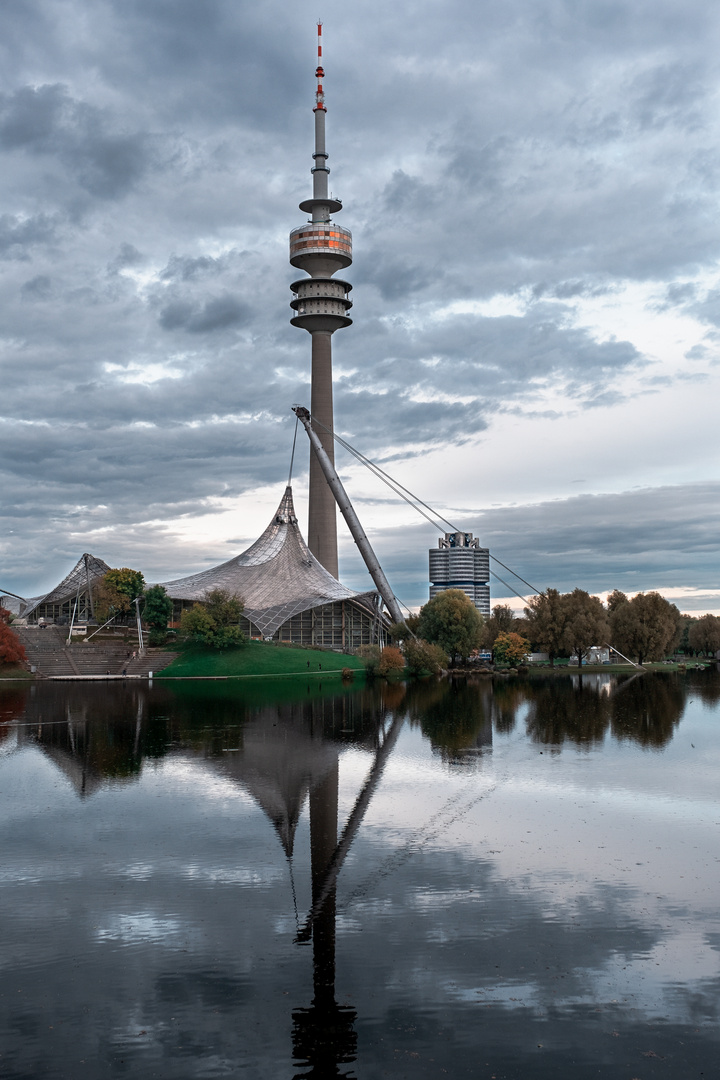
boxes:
[135,597,145,657]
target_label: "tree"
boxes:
[561,589,610,666]
[678,614,696,655]
[688,613,720,657]
[493,631,531,668]
[204,589,243,629]
[606,589,628,613]
[142,585,173,644]
[403,638,448,676]
[180,588,245,649]
[378,645,405,677]
[180,604,215,643]
[105,568,145,606]
[482,604,517,649]
[418,589,484,665]
[610,592,681,665]
[524,588,569,666]
[93,580,129,623]
[95,568,146,621]
[389,613,420,643]
[0,607,27,666]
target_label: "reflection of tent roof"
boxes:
[205,707,340,856]
[38,746,107,799]
[23,554,111,618]
[160,486,378,637]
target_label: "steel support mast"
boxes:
[293,406,404,626]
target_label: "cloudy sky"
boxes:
[1,0,719,612]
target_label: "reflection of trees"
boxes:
[522,673,685,749]
[490,681,527,734]
[0,687,28,741]
[525,678,611,748]
[406,679,493,765]
[610,674,684,748]
[689,668,720,707]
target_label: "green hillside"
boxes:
[156,640,366,679]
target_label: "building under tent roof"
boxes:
[22,554,111,624]
[160,486,386,649]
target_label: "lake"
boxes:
[1,670,719,1078]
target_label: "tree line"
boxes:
[4,563,719,676]
[391,586,720,671]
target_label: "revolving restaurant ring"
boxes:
[289,223,352,269]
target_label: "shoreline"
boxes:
[1,661,713,684]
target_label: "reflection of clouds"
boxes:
[505,775,720,827]
[585,932,720,1022]
[156,758,256,805]
[118,862,156,881]
[0,865,83,886]
[341,845,717,1031]
[95,913,195,948]
[183,865,284,887]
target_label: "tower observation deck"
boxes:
[290,23,352,578]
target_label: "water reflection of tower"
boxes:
[289,23,353,578]
[291,694,404,1078]
[292,737,357,1078]
[193,691,398,1075]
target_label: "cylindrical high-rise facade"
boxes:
[290,24,352,579]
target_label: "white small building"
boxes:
[569,646,610,665]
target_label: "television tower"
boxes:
[290,23,352,578]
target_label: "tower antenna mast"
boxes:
[289,23,353,579]
[315,21,325,111]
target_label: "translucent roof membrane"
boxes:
[159,486,378,637]
[23,554,111,618]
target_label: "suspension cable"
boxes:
[489,569,530,606]
[311,416,544,598]
[489,555,541,596]
[287,416,299,487]
[311,417,453,533]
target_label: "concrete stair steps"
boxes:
[125,652,177,675]
[14,629,177,677]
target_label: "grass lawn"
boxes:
[156,639,366,679]
[514,661,709,675]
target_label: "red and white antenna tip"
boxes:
[314,22,326,111]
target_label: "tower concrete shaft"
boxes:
[290,23,352,579]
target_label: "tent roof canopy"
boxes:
[159,486,378,637]
[23,554,111,618]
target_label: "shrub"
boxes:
[0,607,27,665]
[356,644,381,675]
[404,638,448,676]
[493,631,531,668]
[180,588,246,650]
[378,645,405,678]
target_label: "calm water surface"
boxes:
[1,671,719,1079]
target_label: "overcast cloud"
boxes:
[1,0,719,610]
